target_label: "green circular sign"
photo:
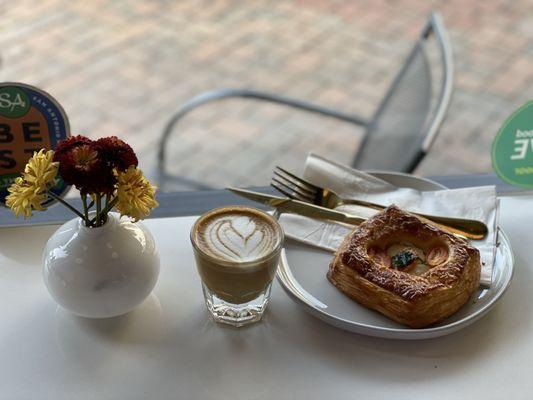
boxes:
[492,101,533,188]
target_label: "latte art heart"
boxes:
[195,210,281,263]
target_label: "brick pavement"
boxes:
[0,0,531,190]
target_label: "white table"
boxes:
[0,193,530,399]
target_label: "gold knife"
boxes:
[228,187,366,225]
[228,187,486,240]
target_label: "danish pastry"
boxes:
[327,205,481,328]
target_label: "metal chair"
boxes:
[157,11,453,190]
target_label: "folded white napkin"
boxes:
[279,154,499,286]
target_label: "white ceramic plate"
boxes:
[276,172,514,340]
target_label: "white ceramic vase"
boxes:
[42,212,160,318]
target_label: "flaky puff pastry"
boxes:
[327,205,481,328]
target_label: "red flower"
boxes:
[54,135,116,194]
[95,136,138,172]
[54,135,93,159]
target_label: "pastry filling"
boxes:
[368,242,449,276]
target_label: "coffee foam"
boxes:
[194,208,281,263]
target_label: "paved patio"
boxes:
[1,0,531,190]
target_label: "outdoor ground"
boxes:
[1,0,532,190]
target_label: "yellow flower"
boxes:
[5,177,47,218]
[23,149,59,189]
[5,150,58,218]
[115,166,158,221]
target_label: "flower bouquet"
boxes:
[7,135,161,319]
[6,135,157,226]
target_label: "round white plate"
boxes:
[276,172,514,340]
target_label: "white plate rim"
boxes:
[276,172,515,339]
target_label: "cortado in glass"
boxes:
[191,206,284,327]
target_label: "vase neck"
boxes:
[78,212,118,235]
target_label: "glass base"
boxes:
[202,282,271,327]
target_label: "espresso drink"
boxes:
[191,206,283,305]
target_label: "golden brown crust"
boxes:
[327,205,481,328]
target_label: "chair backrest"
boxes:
[352,11,453,173]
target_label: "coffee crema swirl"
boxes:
[194,208,282,263]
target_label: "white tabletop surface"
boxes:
[0,194,531,400]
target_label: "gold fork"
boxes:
[270,166,488,240]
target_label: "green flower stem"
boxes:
[81,194,90,227]
[100,194,109,225]
[100,196,118,220]
[89,196,118,227]
[106,196,119,213]
[95,194,102,227]
[46,190,86,221]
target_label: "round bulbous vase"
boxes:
[42,212,160,318]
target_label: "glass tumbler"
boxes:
[190,206,283,327]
